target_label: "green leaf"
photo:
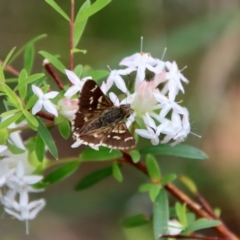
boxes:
[130,150,141,163]
[153,189,169,239]
[38,51,65,73]
[179,175,198,193]
[7,141,25,154]
[75,165,112,191]
[80,146,122,161]
[35,133,45,162]
[74,0,91,47]
[184,219,221,232]
[2,84,22,109]
[122,214,150,228]
[175,202,187,228]
[70,48,87,54]
[186,212,196,226]
[112,163,122,182]
[45,0,70,21]
[161,174,177,185]
[139,183,155,192]
[74,64,83,77]
[0,109,21,117]
[149,184,161,202]
[24,44,34,75]
[88,70,109,80]
[10,34,47,64]
[0,128,9,144]
[1,47,16,70]
[58,121,71,139]
[18,69,28,99]
[42,161,79,185]
[75,0,111,23]
[0,112,22,129]
[23,110,39,131]
[37,117,58,159]
[146,155,161,183]
[140,144,208,160]
[0,66,5,83]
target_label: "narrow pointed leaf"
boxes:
[1,109,21,117]
[75,165,112,191]
[140,144,208,160]
[58,121,71,139]
[153,189,169,239]
[37,117,58,159]
[146,154,161,182]
[24,44,34,75]
[0,112,22,129]
[23,110,39,130]
[7,141,25,154]
[130,150,141,163]
[42,161,79,184]
[149,184,161,202]
[39,51,65,73]
[15,73,45,90]
[70,48,87,54]
[45,0,70,21]
[75,0,111,23]
[122,214,150,228]
[10,34,47,64]
[18,69,28,99]
[161,174,177,185]
[184,219,221,232]
[1,47,16,70]
[35,133,45,162]
[112,163,122,182]
[175,202,187,228]
[2,84,22,109]
[74,0,91,47]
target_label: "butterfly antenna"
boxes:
[180,66,187,72]
[140,36,144,53]
[107,65,112,72]
[161,47,167,60]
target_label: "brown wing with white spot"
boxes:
[76,127,111,147]
[101,122,135,150]
[72,80,113,132]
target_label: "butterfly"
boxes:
[72,80,135,150]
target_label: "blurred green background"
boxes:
[1,0,240,239]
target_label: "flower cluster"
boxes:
[0,131,45,233]
[61,52,190,147]
[31,52,190,147]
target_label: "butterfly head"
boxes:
[120,104,134,119]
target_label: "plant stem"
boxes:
[120,150,239,240]
[69,0,75,71]
[43,60,64,90]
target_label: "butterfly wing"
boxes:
[72,80,113,132]
[101,122,135,150]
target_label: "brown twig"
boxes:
[69,0,75,71]
[43,60,64,90]
[120,150,239,240]
[0,60,20,76]
[36,111,54,121]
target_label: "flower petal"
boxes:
[43,100,58,116]
[65,70,81,85]
[44,91,59,99]
[32,100,43,115]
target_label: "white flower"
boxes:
[168,220,182,235]
[4,189,45,221]
[32,85,59,116]
[135,114,168,145]
[120,52,158,84]
[64,70,92,97]
[165,61,189,97]
[58,98,78,121]
[7,161,43,190]
[105,68,136,94]
[0,145,7,153]
[153,92,184,119]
